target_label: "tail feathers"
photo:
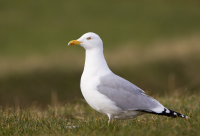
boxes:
[138,108,188,118]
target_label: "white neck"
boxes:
[82,48,112,78]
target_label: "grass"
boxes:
[0,93,199,136]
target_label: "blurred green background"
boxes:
[0,0,200,108]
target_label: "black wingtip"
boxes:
[138,108,188,118]
[157,108,187,118]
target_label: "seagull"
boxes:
[68,32,187,123]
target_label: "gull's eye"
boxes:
[87,37,91,40]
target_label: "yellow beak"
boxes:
[68,40,82,46]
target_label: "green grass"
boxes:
[0,93,199,136]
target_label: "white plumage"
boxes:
[68,32,187,123]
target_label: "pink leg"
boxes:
[108,119,112,124]
[107,114,113,125]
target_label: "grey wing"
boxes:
[97,73,164,111]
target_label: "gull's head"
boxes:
[68,32,103,50]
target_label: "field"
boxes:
[0,0,200,135]
[0,93,200,136]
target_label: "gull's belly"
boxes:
[81,86,123,115]
[80,77,123,115]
